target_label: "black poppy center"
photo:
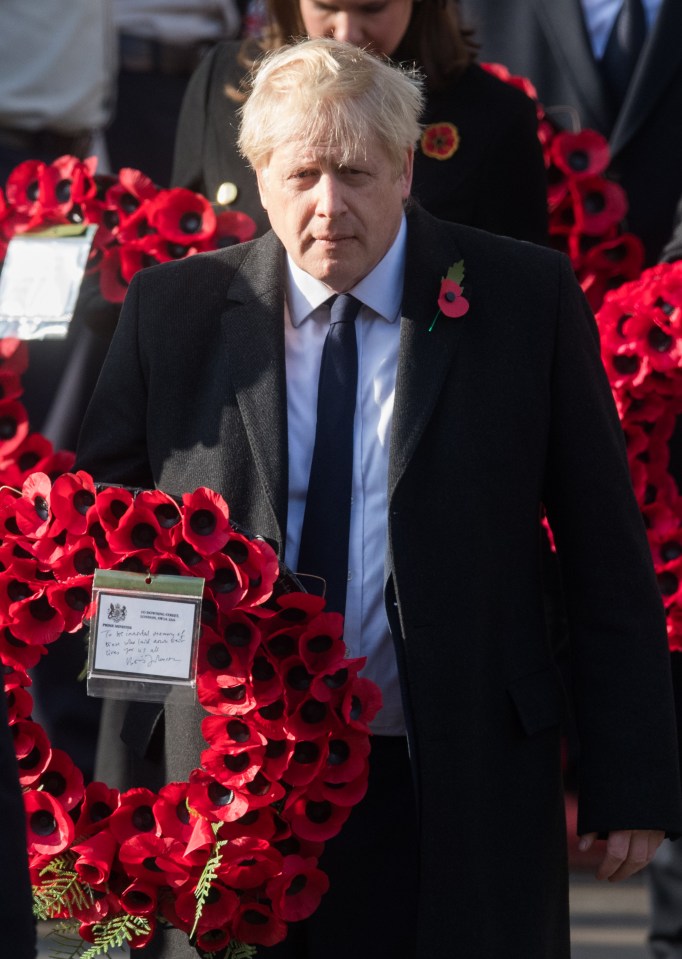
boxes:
[567,149,589,172]
[0,416,18,440]
[227,719,250,743]
[131,522,157,549]
[131,804,155,831]
[180,211,202,234]
[30,810,57,836]
[190,508,217,536]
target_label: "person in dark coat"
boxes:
[457,0,682,266]
[77,38,682,959]
[0,691,36,959]
[171,0,548,245]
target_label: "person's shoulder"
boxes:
[131,231,281,295]
[450,62,538,114]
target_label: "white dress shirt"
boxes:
[580,0,662,59]
[284,216,407,735]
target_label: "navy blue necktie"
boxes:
[600,0,647,108]
[298,293,361,614]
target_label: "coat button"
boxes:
[216,181,239,205]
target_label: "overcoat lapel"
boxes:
[388,209,467,503]
[610,0,682,156]
[534,0,615,135]
[220,231,289,546]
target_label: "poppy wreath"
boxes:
[0,154,257,305]
[597,258,682,650]
[0,437,382,955]
[483,62,645,314]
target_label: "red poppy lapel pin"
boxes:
[429,259,470,332]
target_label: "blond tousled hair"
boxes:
[237,38,425,175]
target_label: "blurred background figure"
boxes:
[0,693,36,959]
[171,0,549,245]
[106,0,244,187]
[0,0,115,183]
[458,0,682,266]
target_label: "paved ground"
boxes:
[570,870,649,959]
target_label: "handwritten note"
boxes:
[92,592,196,680]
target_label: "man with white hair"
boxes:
[78,37,682,959]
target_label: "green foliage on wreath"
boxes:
[191,823,228,940]
[34,852,94,921]
[78,914,152,959]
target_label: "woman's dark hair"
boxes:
[263,0,477,90]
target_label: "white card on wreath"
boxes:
[87,569,204,704]
[0,224,96,339]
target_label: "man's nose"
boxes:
[314,173,346,217]
[330,14,364,46]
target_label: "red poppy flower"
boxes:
[0,337,28,376]
[49,471,97,536]
[201,741,266,790]
[0,369,23,404]
[5,160,48,216]
[72,829,118,886]
[310,761,370,807]
[119,833,189,887]
[108,787,160,843]
[298,612,345,675]
[149,187,217,244]
[186,769,251,823]
[13,718,52,784]
[550,129,610,178]
[197,668,258,716]
[287,794,352,842]
[105,167,159,231]
[266,854,330,922]
[338,676,384,732]
[37,747,84,811]
[25,789,75,856]
[14,472,53,538]
[217,835,283,890]
[0,399,29,456]
[437,278,470,318]
[231,900,287,947]
[216,209,257,246]
[39,155,97,221]
[309,656,364,704]
[75,781,121,835]
[119,880,158,917]
[9,587,65,646]
[206,552,248,612]
[106,499,175,555]
[46,577,93,632]
[250,649,284,707]
[420,122,460,160]
[571,177,628,236]
[5,432,56,485]
[181,487,231,555]
[50,535,99,580]
[175,880,238,935]
[260,736,295,783]
[5,684,33,722]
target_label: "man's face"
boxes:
[256,139,413,292]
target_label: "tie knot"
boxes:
[328,293,361,326]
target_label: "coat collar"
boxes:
[220,231,289,549]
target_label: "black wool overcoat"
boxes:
[77,205,682,958]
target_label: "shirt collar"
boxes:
[286,214,407,327]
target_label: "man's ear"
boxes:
[255,167,268,210]
[400,147,414,200]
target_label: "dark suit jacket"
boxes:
[76,204,682,958]
[171,42,548,245]
[459,0,682,264]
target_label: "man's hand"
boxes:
[579,829,664,881]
